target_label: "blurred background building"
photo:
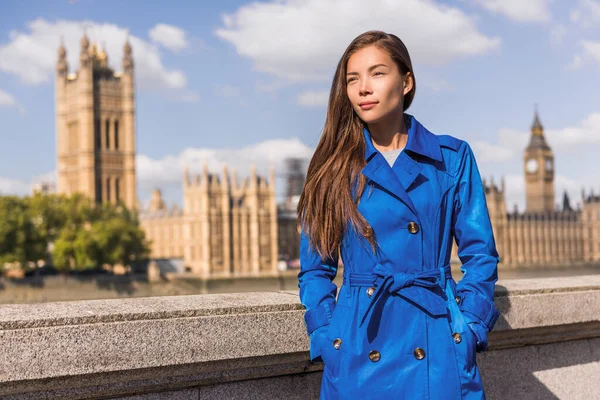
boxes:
[54,37,600,274]
[455,113,600,267]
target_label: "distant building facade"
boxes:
[277,158,305,263]
[140,165,279,278]
[54,36,598,271]
[55,34,137,209]
[452,112,600,268]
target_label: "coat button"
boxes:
[366,287,375,297]
[413,348,426,360]
[455,296,461,305]
[369,350,381,362]
[364,226,374,238]
[407,222,419,234]
[452,333,462,344]
[333,338,342,350]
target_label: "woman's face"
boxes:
[346,45,412,125]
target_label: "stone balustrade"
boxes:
[0,275,599,399]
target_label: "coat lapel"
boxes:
[361,155,418,216]
[361,114,443,217]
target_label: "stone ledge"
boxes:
[0,275,598,399]
[0,291,303,330]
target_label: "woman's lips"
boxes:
[359,102,377,110]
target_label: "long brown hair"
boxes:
[297,30,416,260]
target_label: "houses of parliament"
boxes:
[54,36,600,277]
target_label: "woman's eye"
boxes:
[374,71,384,76]
[347,78,356,84]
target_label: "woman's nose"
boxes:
[359,78,372,96]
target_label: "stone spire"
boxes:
[563,190,572,211]
[123,35,134,74]
[148,188,166,212]
[56,37,68,76]
[526,107,550,151]
[531,104,543,133]
[97,41,108,67]
[79,32,91,68]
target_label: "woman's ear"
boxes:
[403,72,414,96]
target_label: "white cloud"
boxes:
[170,91,199,103]
[497,127,530,151]
[148,23,188,52]
[545,112,600,148]
[566,54,583,70]
[0,89,17,107]
[472,0,552,23]
[420,76,455,92]
[136,137,315,204]
[472,127,529,163]
[582,40,600,63]
[213,84,247,106]
[0,89,25,115]
[550,25,567,47]
[0,177,32,196]
[472,141,515,162]
[296,90,329,107]
[0,18,187,91]
[567,40,600,70]
[474,112,600,165]
[502,174,525,212]
[213,84,241,98]
[0,170,56,197]
[215,0,500,83]
[569,0,600,27]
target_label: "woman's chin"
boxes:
[359,114,383,125]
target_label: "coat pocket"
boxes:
[320,304,350,380]
[445,283,477,375]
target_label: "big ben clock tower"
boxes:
[524,110,555,212]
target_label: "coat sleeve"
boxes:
[298,229,339,362]
[452,142,501,352]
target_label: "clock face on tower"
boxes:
[526,158,538,173]
[545,158,553,171]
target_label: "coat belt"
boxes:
[343,264,452,330]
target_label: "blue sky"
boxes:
[0,0,599,211]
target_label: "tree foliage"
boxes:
[0,193,150,274]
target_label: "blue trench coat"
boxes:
[298,114,500,399]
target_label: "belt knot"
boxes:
[359,264,449,328]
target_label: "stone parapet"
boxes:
[0,276,598,399]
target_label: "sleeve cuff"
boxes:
[309,325,329,362]
[466,321,489,353]
[304,301,336,334]
[457,290,500,331]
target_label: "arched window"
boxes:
[115,177,120,202]
[94,118,101,150]
[106,177,111,202]
[105,119,110,149]
[114,120,119,150]
[95,176,102,204]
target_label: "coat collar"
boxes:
[363,114,443,162]
[360,114,442,217]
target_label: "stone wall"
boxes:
[0,276,598,399]
[0,270,302,304]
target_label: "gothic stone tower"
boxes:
[524,111,555,212]
[56,34,137,209]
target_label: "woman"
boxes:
[297,30,500,399]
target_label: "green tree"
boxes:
[0,196,46,271]
[52,198,149,273]
[0,192,150,274]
